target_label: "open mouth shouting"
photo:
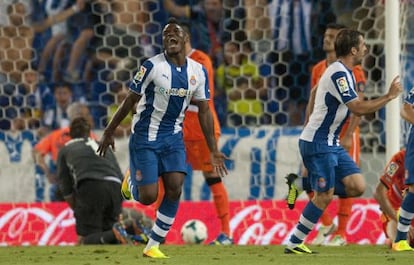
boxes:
[166,37,179,49]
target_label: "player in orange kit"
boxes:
[181,22,232,245]
[286,23,366,246]
[373,149,414,248]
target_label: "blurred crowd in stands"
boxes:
[1,0,375,133]
[1,1,410,202]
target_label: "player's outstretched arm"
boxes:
[347,75,402,116]
[98,91,140,156]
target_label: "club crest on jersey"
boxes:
[387,162,398,176]
[318,178,326,189]
[134,66,147,82]
[336,76,350,95]
[357,82,365,93]
[190,75,196,86]
[135,170,142,181]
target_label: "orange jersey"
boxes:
[379,149,407,210]
[311,60,366,90]
[34,127,96,162]
[183,49,220,141]
[34,127,71,162]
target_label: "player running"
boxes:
[284,28,402,254]
[286,23,366,246]
[98,18,227,258]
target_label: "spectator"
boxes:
[107,83,134,138]
[88,0,155,83]
[37,0,86,83]
[51,0,102,83]
[244,0,272,50]
[18,65,54,129]
[41,82,73,132]
[0,117,40,202]
[33,102,94,202]
[203,0,225,68]
[267,0,313,125]
[216,40,266,127]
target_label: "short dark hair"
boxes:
[179,21,191,36]
[167,17,179,26]
[326,23,346,29]
[69,117,90,138]
[335,29,364,57]
[54,82,72,91]
[326,23,347,31]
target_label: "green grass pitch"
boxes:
[0,245,411,265]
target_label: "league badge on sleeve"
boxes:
[336,76,350,96]
[134,66,147,82]
[386,162,398,177]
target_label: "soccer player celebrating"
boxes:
[392,87,414,251]
[286,23,366,246]
[373,148,414,249]
[181,22,232,245]
[97,18,228,258]
[284,28,402,254]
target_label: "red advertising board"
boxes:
[0,199,385,246]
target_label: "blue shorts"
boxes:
[299,139,360,193]
[129,133,187,186]
[405,131,414,185]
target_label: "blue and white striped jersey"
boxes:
[129,53,210,142]
[404,87,414,138]
[300,61,359,146]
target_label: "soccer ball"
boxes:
[180,219,208,244]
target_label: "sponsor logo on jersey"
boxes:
[336,76,350,96]
[158,87,192,97]
[134,66,147,82]
[386,162,399,177]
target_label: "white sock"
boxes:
[144,238,159,251]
